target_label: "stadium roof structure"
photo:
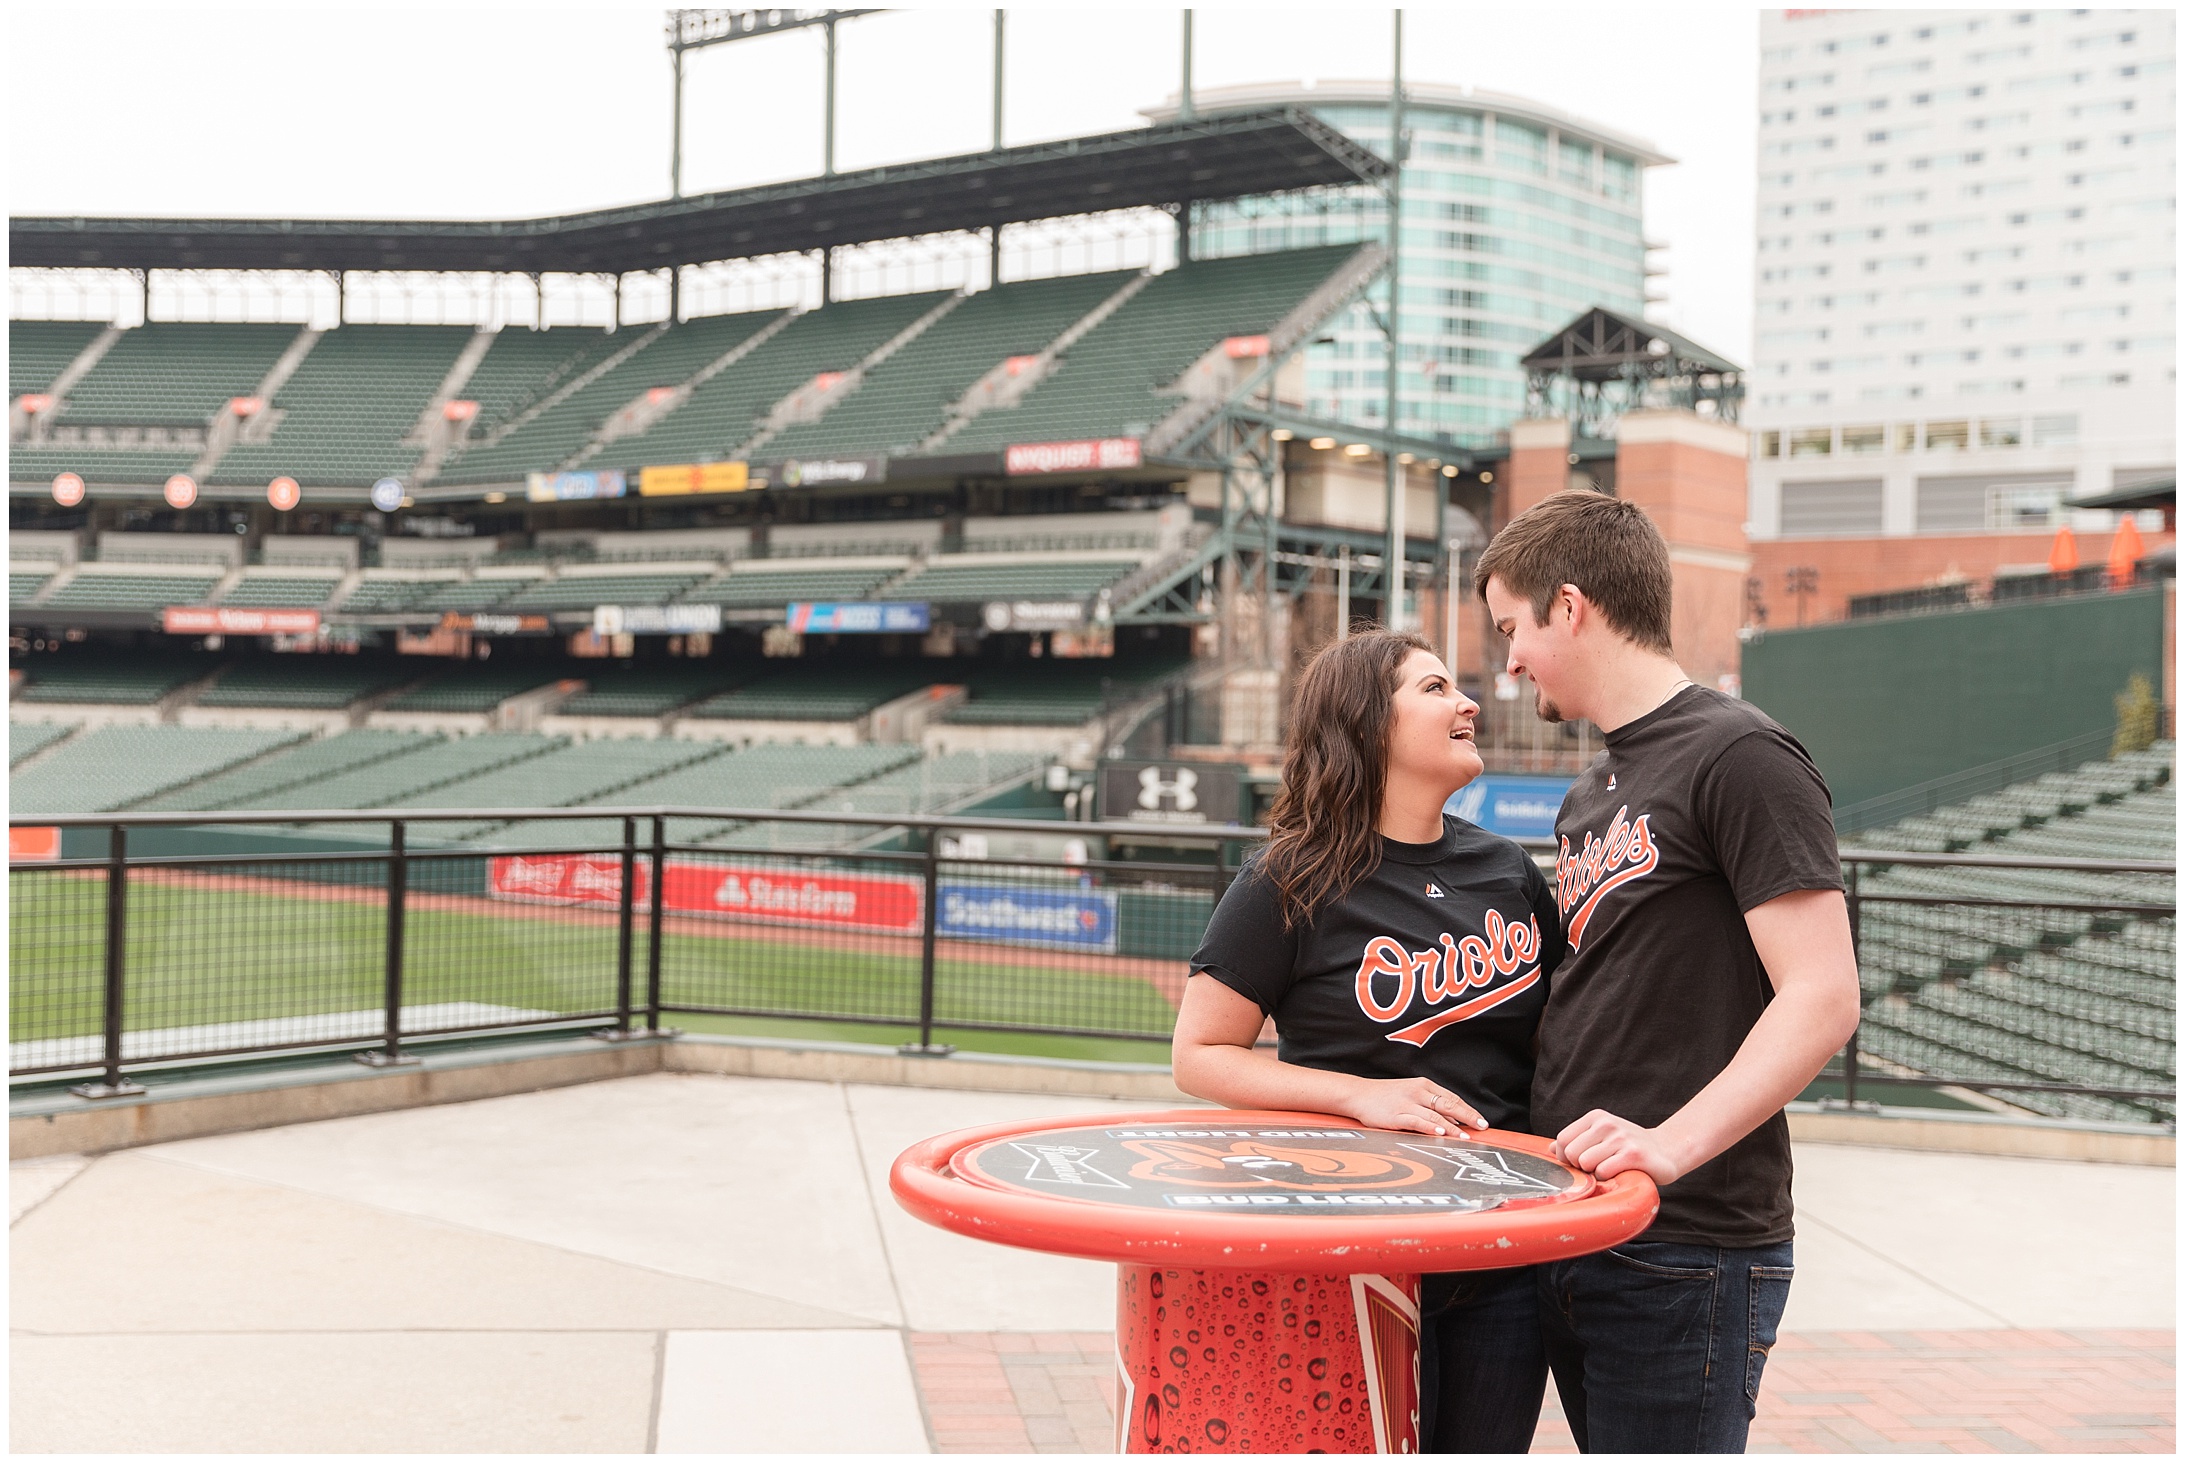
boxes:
[1520,306,1744,436]
[11,109,1389,275]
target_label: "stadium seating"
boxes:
[12,323,302,483]
[133,729,441,812]
[213,325,475,488]
[195,659,410,710]
[605,292,950,467]
[13,653,209,704]
[223,732,561,811]
[40,567,225,613]
[336,573,449,613]
[452,327,626,443]
[10,724,303,814]
[378,665,565,715]
[940,245,1365,452]
[1848,743,2176,1122]
[409,571,544,613]
[762,272,1132,459]
[9,319,104,394]
[713,749,1046,852]
[437,310,783,484]
[9,721,76,766]
[945,654,1188,726]
[682,664,934,722]
[889,552,1142,605]
[551,665,746,718]
[215,569,345,608]
[378,735,725,842]
[500,565,718,613]
[11,568,54,605]
[679,559,908,610]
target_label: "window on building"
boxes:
[1782,478,1886,535]
[1758,430,1782,459]
[1893,423,1919,451]
[1841,424,1887,453]
[1980,419,2023,448]
[1924,420,1970,451]
[1789,428,1834,457]
[1495,118,1548,174]
[2031,414,2079,445]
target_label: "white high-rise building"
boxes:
[1748,8,2174,544]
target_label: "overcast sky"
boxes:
[9,4,1759,357]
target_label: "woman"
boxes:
[1174,627,1565,1454]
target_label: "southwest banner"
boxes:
[487,853,923,936]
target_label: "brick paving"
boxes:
[910,1330,2175,1454]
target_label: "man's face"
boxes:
[1482,576,1574,725]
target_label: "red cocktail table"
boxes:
[892,1109,1657,1454]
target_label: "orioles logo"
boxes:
[1349,909,1546,1047]
[1120,1139,1435,1191]
[1556,804,1660,950]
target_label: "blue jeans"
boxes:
[1417,1266,1548,1453]
[1536,1240,1795,1454]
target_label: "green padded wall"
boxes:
[1742,586,2168,808]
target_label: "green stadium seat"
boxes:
[195,660,410,710]
[10,724,305,814]
[212,325,475,488]
[9,721,77,767]
[379,666,566,715]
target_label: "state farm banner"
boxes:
[162,607,321,635]
[488,853,922,936]
[1004,438,1142,475]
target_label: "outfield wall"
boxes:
[1742,586,2167,807]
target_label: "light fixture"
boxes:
[484,491,507,504]
[1397,452,1415,465]
[1271,428,1294,442]
[1441,464,1459,478]
[1343,443,1372,457]
[1309,436,1336,450]
[1480,471,1495,483]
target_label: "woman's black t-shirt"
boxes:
[1189,815,1566,1130]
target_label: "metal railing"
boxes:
[7,811,2174,1126]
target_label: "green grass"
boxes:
[665,1009,1177,1064]
[8,872,1180,1057]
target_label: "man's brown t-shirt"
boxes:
[1534,686,1843,1247]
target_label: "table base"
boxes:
[1115,1265,1420,1454]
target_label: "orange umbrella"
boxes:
[2109,514,2147,586]
[2048,526,2080,574]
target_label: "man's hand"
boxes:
[1344,1076,1487,1137]
[1554,1109,1691,1184]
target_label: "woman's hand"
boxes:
[1342,1077,1487,1136]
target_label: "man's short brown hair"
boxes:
[1472,490,1674,653]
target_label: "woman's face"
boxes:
[1384,649,1483,794]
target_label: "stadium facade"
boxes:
[1144,82,1667,447]
[1745,8,2177,622]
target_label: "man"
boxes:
[1474,489,1860,1454]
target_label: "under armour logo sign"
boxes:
[1138,766,1199,812]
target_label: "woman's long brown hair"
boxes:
[1259,627,1434,929]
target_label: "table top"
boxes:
[892,1109,1658,1272]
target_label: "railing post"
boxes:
[71,823,144,1099]
[1841,859,1864,1109]
[595,815,643,1040]
[358,820,416,1067]
[646,814,668,1033]
[901,822,953,1056]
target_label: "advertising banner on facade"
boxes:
[1446,775,1573,841]
[440,611,553,636]
[639,462,751,497]
[593,604,724,636]
[487,853,923,936]
[1099,760,1244,826]
[1004,438,1142,475]
[786,601,931,634]
[981,599,1086,632]
[526,469,627,502]
[162,607,322,636]
[756,456,886,488]
[936,881,1120,954]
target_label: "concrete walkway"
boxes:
[10,1072,2175,1453]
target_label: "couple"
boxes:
[1176,490,1861,1454]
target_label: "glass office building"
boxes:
[1148,82,1668,447]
